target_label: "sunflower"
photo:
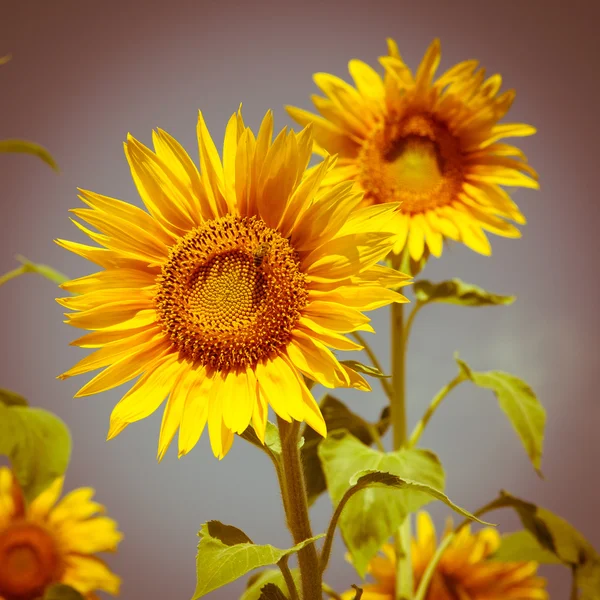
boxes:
[342,512,547,600]
[286,38,538,259]
[57,109,410,460]
[0,467,121,600]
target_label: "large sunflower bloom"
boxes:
[57,109,409,460]
[342,512,547,600]
[287,39,538,259]
[0,468,121,600]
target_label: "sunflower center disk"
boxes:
[359,114,463,213]
[0,523,61,600]
[155,214,308,372]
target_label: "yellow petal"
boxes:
[62,556,120,595]
[177,367,212,457]
[108,354,183,432]
[28,476,64,520]
[256,355,305,422]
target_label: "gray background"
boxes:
[1,0,598,598]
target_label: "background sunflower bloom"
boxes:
[287,38,538,259]
[0,467,121,600]
[57,108,410,460]
[343,512,547,600]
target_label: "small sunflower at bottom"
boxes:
[342,511,547,600]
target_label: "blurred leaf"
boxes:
[193,521,323,598]
[41,584,85,600]
[16,255,69,285]
[240,422,282,458]
[319,432,450,576]
[241,569,299,600]
[0,255,68,289]
[479,491,600,600]
[339,360,390,379]
[397,246,430,278]
[0,139,59,171]
[492,530,562,564]
[0,401,71,502]
[0,54,12,66]
[257,584,287,600]
[413,278,515,307]
[456,356,545,474]
[301,395,380,506]
[0,388,28,407]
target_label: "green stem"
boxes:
[277,417,322,600]
[403,302,422,347]
[277,555,300,600]
[391,301,412,600]
[322,583,344,600]
[413,530,454,600]
[407,374,466,448]
[0,265,26,287]
[351,331,393,400]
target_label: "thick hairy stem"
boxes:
[391,301,412,600]
[277,417,322,599]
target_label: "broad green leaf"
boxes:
[0,402,71,502]
[492,530,562,564]
[0,387,28,407]
[301,395,380,505]
[42,584,85,600]
[0,139,59,171]
[479,491,600,600]
[456,356,545,474]
[242,569,299,600]
[340,360,390,379]
[257,584,287,600]
[193,521,323,598]
[413,278,515,307]
[318,432,447,576]
[240,422,282,457]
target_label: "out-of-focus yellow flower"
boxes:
[342,512,547,600]
[0,467,121,600]
[287,39,538,259]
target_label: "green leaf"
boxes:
[242,570,299,600]
[301,395,380,506]
[193,521,323,598]
[0,139,59,171]
[0,256,69,289]
[492,530,562,564]
[319,431,462,576]
[257,584,288,600]
[413,278,515,307]
[16,255,69,285]
[0,402,71,502]
[396,246,430,278]
[0,388,28,407]
[240,422,282,457]
[456,356,545,474]
[339,360,390,379]
[480,491,600,600]
[41,584,85,599]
